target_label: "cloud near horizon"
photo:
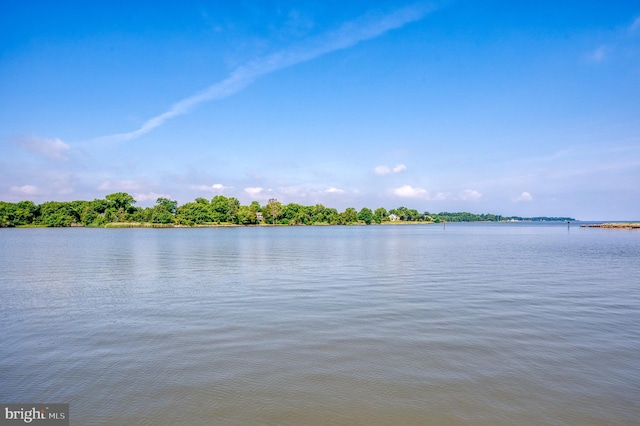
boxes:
[458,189,482,201]
[134,192,173,202]
[325,187,345,194]
[393,184,429,199]
[515,191,533,202]
[244,187,264,196]
[17,136,71,162]
[89,4,433,144]
[10,185,39,195]
[97,180,141,191]
[375,164,407,175]
[393,186,482,201]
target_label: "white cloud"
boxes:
[244,187,264,196]
[10,185,39,195]
[458,189,482,201]
[515,191,533,202]
[374,165,391,175]
[97,180,140,191]
[325,187,345,194]
[587,45,608,63]
[192,183,231,192]
[375,164,407,175]
[393,185,429,199]
[279,186,307,197]
[18,136,70,161]
[432,192,450,201]
[193,185,211,191]
[392,185,456,200]
[134,192,172,202]
[92,4,433,144]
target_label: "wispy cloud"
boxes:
[92,3,433,144]
[279,186,308,198]
[10,185,39,195]
[393,185,481,201]
[97,180,141,191]
[375,166,391,175]
[630,16,640,33]
[393,184,429,199]
[134,192,172,202]
[16,136,70,161]
[9,171,74,197]
[192,183,232,193]
[458,189,482,201]
[586,45,609,63]
[244,187,264,196]
[375,163,407,175]
[514,191,533,202]
[325,187,345,194]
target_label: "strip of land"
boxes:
[581,223,640,229]
[0,193,576,228]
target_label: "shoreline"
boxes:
[8,220,593,229]
[581,223,640,229]
[106,221,439,228]
[10,221,442,229]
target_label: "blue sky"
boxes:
[1,0,639,220]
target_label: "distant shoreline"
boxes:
[581,223,640,229]
[99,221,439,228]
[8,221,589,229]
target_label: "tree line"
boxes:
[0,192,574,227]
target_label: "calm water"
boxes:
[1,223,639,425]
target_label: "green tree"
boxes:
[357,207,374,225]
[67,200,90,224]
[211,195,229,223]
[105,192,136,212]
[137,207,154,223]
[236,204,259,225]
[0,202,14,227]
[80,203,100,226]
[156,197,178,214]
[150,205,173,224]
[37,201,75,227]
[0,201,38,226]
[90,199,110,214]
[309,204,326,224]
[282,203,311,225]
[407,208,422,221]
[373,207,388,224]
[177,202,212,225]
[325,207,340,224]
[250,201,261,213]
[341,207,358,224]
[248,201,261,224]
[226,197,240,224]
[262,199,282,224]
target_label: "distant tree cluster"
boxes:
[0,192,574,227]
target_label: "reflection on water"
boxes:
[1,224,639,425]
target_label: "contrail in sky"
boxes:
[93,3,433,144]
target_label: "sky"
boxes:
[1,0,639,220]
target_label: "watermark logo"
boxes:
[1,404,68,426]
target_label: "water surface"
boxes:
[1,224,639,425]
